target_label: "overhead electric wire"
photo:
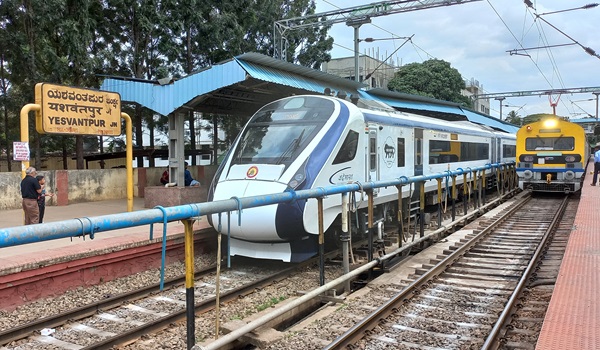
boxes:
[534,15,600,60]
[527,3,600,115]
[525,5,572,115]
[321,0,432,63]
[485,0,585,116]
[485,0,554,88]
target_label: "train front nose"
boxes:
[210,180,289,241]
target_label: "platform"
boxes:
[0,198,210,272]
[535,182,600,349]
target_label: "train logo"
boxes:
[246,166,258,178]
[329,167,354,184]
[383,137,395,168]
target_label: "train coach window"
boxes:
[430,140,451,152]
[460,142,490,161]
[503,144,516,157]
[429,140,458,163]
[397,138,405,167]
[333,130,359,164]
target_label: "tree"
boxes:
[387,59,472,107]
[161,0,332,163]
[0,0,332,170]
[505,110,522,126]
[522,113,558,126]
[0,0,103,169]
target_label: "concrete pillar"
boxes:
[55,170,68,206]
[137,167,147,197]
[169,112,186,187]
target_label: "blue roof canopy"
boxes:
[100,52,365,117]
[100,52,517,133]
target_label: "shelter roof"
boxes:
[99,52,517,133]
[100,52,365,117]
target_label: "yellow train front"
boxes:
[516,116,590,193]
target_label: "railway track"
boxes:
[497,195,578,349]
[0,260,299,350]
[323,194,569,349]
[0,188,520,350]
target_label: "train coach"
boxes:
[208,95,516,262]
[516,116,590,193]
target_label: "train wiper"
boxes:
[234,137,249,164]
[554,134,565,150]
[275,129,305,165]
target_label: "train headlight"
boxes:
[523,170,533,179]
[565,155,575,162]
[524,155,534,162]
[288,172,305,189]
[564,171,575,180]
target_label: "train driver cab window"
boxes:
[231,96,334,168]
[525,137,575,151]
[333,130,359,164]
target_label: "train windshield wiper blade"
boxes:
[235,138,249,164]
[275,129,305,165]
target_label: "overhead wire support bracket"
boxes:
[273,0,482,60]
[507,43,576,56]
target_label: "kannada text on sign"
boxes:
[35,83,121,136]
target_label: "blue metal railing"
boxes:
[0,162,514,248]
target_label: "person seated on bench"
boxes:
[184,162,200,187]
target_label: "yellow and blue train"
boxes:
[516,116,590,193]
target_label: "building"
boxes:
[321,55,398,89]
[463,78,491,116]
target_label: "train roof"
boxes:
[358,105,504,139]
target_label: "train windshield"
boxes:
[525,136,575,151]
[231,96,335,166]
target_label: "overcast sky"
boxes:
[313,0,600,121]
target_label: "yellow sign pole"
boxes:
[19,104,41,178]
[121,113,133,212]
[182,219,196,348]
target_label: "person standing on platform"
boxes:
[36,175,54,223]
[591,145,600,186]
[20,167,42,225]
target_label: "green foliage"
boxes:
[505,110,522,126]
[0,0,331,168]
[256,296,287,312]
[522,113,557,126]
[387,59,472,108]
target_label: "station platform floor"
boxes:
[0,198,210,273]
[535,182,600,349]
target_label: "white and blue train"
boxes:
[208,95,516,262]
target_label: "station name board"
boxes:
[35,83,121,136]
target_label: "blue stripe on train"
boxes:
[275,102,350,241]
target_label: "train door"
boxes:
[368,126,379,194]
[496,138,502,163]
[414,128,423,176]
[490,137,497,164]
[490,137,502,163]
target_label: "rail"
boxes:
[0,161,517,350]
